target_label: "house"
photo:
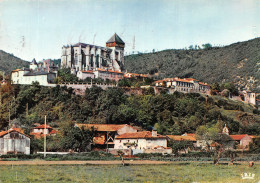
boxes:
[113,130,172,155]
[242,91,256,105]
[11,58,58,86]
[77,69,124,81]
[0,128,30,155]
[154,77,210,94]
[230,134,253,149]
[30,124,58,139]
[75,124,138,149]
[196,133,234,151]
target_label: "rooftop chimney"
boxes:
[152,130,157,137]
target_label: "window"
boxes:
[74,53,78,65]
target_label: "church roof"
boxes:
[106,33,125,44]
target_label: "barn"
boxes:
[0,128,30,155]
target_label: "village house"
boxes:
[242,90,257,105]
[0,128,30,155]
[229,134,254,150]
[77,68,124,82]
[113,130,172,155]
[30,124,58,139]
[154,77,210,94]
[11,59,58,86]
[75,124,138,150]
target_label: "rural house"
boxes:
[154,77,210,94]
[31,124,58,139]
[0,128,30,155]
[113,130,172,155]
[230,134,253,149]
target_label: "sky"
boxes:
[0,0,260,61]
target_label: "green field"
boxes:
[0,163,259,183]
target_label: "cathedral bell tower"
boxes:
[106,33,125,71]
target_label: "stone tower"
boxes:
[30,58,38,70]
[106,33,125,71]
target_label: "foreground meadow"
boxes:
[0,162,258,183]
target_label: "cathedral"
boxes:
[61,33,125,74]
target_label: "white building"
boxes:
[0,128,30,155]
[11,59,58,86]
[77,68,124,81]
[114,131,172,154]
[155,77,210,93]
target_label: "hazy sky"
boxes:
[0,0,260,61]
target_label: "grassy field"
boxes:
[0,163,259,183]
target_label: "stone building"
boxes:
[61,33,125,78]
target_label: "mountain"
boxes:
[0,50,29,74]
[124,38,260,92]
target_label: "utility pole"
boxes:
[44,115,47,158]
[26,103,28,118]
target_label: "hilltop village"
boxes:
[0,33,259,160]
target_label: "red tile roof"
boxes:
[167,135,196,141]
[0,129,30,138]
[116,131,166,139]
[75,124,137,132]
[210,142,222,147]
[185,133,196,137]
[230,134,250,140]
[34,124,52,129]
[95,68,123,74]
[81,70,94,73]
[199,82,209,86]
[49,129,59,134]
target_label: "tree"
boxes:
[168,139,193,154]
[60,124,97,152]
[188,45,194,50]
[211,82,220,92]
[55,68,78,84]
[196,124,234,164]
[202,43,212,49]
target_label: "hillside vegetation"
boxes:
[0,83,259,136]
[0,50,29,73]
[125,38,260,92]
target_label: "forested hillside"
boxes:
[0,50,29,73]
[125,38,260,92]
[0,83,259,136]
